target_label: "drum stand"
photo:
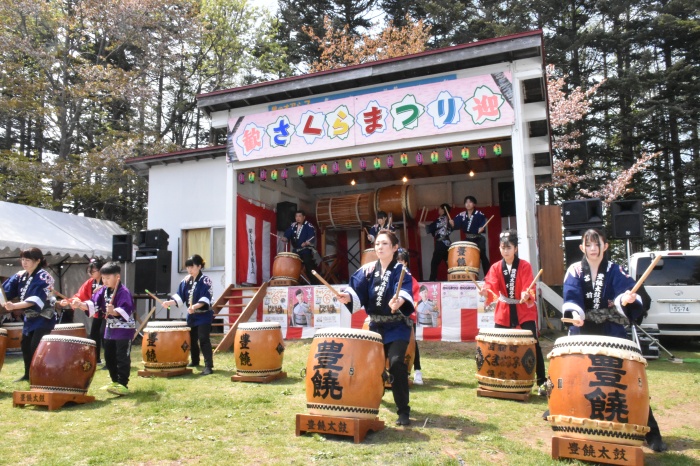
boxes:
[13,390,95,411]
[231,371,287,383]
[551,436,644,465]
[296,413,385,443]
[630,324,682,363]
[476,388,530,402]
[138,367,193,378]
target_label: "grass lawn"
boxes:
[0,332,698,465]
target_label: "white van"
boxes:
[628,250,700,337]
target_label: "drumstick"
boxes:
[270,232,280,238]
[471,278,498,300]
[145,289,170,309]
[561,317,580,325]
[519,269,543,303]
[311,270,343,299]
[390,267,407,314]
[483,215,495,228]
[50,287,69,301]
[629,255,662,295]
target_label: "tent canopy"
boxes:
[0,201,126,265]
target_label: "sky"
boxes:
[249,0,278,13]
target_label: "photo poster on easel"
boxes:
[288,285,315,328]
[261,287,288,328]
[312,285,341,328]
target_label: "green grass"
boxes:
[0,333,698,465]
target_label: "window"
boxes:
[636,255,700,286]
[181,227,225,270]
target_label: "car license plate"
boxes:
[669,304,690,313]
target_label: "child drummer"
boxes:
[80,262,135,396]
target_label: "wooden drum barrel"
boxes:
[3,322,23,353]
[271,252,303,284]
[447,241,480,277]
[305,327,385,419]
[51,323,88,338]
[475,328,537,393]
[142,321,191,372]
[0,328,7,373]
[360,248,378,266]
[546,335,650,446]
[375,185,416,220]
[316,192,376,230]
[29,335,97,395]
[234,322,285,377]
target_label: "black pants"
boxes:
[470,235,490,276]
[21,326,53,378]
[385,339,410,416]
[646,407,663,441]
[104,338,131,387]
[88,317,105,363]
[411,322,421,371]
[190,323,213,368]
[298,250,319,284]
[496,321,546,386]
[429,241,450,281]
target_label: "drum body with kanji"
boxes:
[233,322,285,377]
[29,335,97,395]
[475,328,537,393]
[141,321,191,372]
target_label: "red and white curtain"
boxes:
[236,195,276,285]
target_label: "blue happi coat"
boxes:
[171,273,214,327]
[2,269,56,334]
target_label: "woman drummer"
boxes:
[2,248,56,382]
[338,230,415,426]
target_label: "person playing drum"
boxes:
[478,230,546,395]
[60,258,105,365]
[367,211,396,244]
[281,210,319,284]
[450,196,489,278]
[338,230,415,426]
[426,203,453,281]
[2,247,56,382]
[562,228,667,452]
[162,254,215,375]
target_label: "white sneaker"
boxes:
[413,370,423,385]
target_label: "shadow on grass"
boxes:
[402,409,499,441]
[406,377,475,391]
[666,435,700,455]
[131,389,163,404]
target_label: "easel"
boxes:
[552,436,644,465]
[296,413,385,443]
[13,390,95,411]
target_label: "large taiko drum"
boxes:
[51,323,87,338]
[29,335,97,395]
[546,335,650,446]
[448,241,480,277]
[375,185,416,220]
[142,321,191,372]
[475,328,537,393]
[0,328,7,373]
[234,322,285,377]
[306,327,385,419]
[316,192,376,230]
[362,317,416,375]
[3,322,23,353]
[271,252,303,284]
[360,248,378,266]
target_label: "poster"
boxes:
[288,286,314,328]
[312,285,342,328]
[262,287,288,327]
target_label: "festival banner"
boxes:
[235,196,276,285]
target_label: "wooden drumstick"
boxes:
[50,287,69,301]
[519,269,543,303]
[145,289,170,309]
[471,278,498,300]
[483,215,495,228]
[270,232,280,239]
[561,317,580,325]
[391,267,407,313]
[629,255,662,295]
[311,270,343,299]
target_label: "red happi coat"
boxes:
[483,258,537,328]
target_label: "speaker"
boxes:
[498,182,516,217]
[137,229,169,250]
[134,250,172,295]
[562,199,603,227]
[611,200,644,239]
[276,201,297,230]
[112,234,133,262]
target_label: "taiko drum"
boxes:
[233,322,285,377]
[546,335,650,446]
[0,328,7,373]
[29,335,97,395]
[3,322,23,353]
[316,192,376,230]
[305,328,385,419]
[271,252,303,284]
[475,328,537,393]
[51,323,88,338]
[141,321,191,371]
[375,185,416,220]
[362,317,416,374]
[447,241,480,277]
[360,248,378,266]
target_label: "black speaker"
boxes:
[137,229,169,250]
[112,234,133,262]
[562,199,603,226]
[276,201,297,230]
[498,182,516,217]
[134,250,172,295]
[611,200,644,239]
